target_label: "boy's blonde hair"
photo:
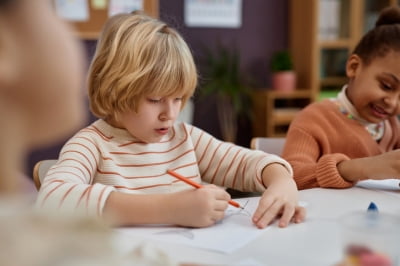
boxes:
[88,12,198,119]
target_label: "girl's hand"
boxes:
[252,164,306,229]
[168,184,230,228]
[338,150,400,182]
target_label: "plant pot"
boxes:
[272,71,297,92]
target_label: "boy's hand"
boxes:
[169,184,230,228]
[252,164,306,229]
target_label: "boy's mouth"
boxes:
[155,127,169,135]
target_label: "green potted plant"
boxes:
[200,45,251,143]
[270,50,297,92]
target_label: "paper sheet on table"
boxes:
[356,179,400,190]
[116,197,266,254]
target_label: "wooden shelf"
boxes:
[273,108,302,125]
[290,0,398,103]
[318,39,352,48]
[320,76,348,86]
[252,89,312,137]
[263,89,312,99]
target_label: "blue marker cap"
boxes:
[367,202,379,212]
[366,202,379,227]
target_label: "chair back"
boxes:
[250,137,286,156]
[32,159,58,190]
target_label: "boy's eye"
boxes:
[148,98,161,103]
[147,97,183,103]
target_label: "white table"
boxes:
[113,187,400,266]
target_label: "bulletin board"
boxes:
[67,0,159,39]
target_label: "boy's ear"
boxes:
[0,23,19,90]
[346,54,361,79]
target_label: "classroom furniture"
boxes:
[250,137,286,156]
[32,159,57,190]
[252,89,312,137]
[112,185,400,265]
[290,0,399,102]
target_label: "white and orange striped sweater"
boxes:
[36,119,292,216]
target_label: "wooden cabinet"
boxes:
[252,90,312,137]
[289,0,398,102]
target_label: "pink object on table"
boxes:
[359,252,392,266]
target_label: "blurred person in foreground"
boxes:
[0,1,177,265]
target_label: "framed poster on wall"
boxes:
[184,0,242,28]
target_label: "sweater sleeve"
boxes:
[187,124,293,192]
[282,119,354,189]
[35,131,115,216]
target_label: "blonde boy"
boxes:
[37,12,305,229]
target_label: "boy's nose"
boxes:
[159,103,177,121]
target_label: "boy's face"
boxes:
[116,95,183,143]
[346,51,400,123]
[0,0,86,147]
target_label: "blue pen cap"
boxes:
[366,201,379,227]
[367,201,378,212]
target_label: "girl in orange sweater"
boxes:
[283,6,400,189]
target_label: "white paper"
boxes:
[236,258,266,266]
[109,0,143,17]
[54,0,89,22]
[184,0,242,28]
[356,179,400,191]
[116,197,267,254]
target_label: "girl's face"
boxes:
[346,51,400,123]
[113,94,183,143]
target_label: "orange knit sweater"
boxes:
[282,99,400,189]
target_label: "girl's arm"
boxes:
[283,121,354,189]
[338,149,400,182]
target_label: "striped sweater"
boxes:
[36,119,292,216]
[282,99,400,189]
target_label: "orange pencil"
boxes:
[167,169,243,209]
